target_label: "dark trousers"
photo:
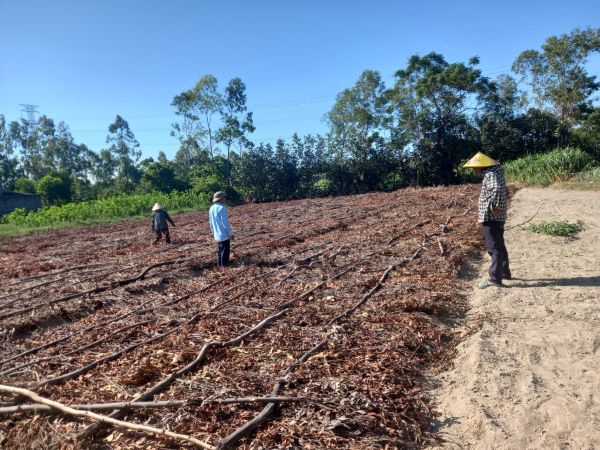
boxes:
[482,221,510,284]
[217,239,231,267]
[154,228,171,244]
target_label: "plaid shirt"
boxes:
[478,165,508,223]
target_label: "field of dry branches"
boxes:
[0,185,482,449]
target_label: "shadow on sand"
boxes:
[509,276,600,288]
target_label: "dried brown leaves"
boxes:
[0,185,481,448]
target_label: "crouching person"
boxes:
[151,203,175,244]
[209,191,235,267]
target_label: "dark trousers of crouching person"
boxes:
[154,228,171,244]
[217,239,231,267]
[482,221,510,284]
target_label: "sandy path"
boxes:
[431,187,600,450]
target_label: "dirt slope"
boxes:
[431,187,600,449]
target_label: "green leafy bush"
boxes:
[36,173,72,205]
[14,177,37,194]
[527,220,585,238]
[193,174,223,195]
[311,178,333,196]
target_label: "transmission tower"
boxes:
[19,104,39,132]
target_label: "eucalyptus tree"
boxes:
[272,138,298,199]
[106,115,141,192]
[326,70,389,191]
[235,143,273,201]
[139,161,188,193]
[289,133,330,196]
[9,117,43,180]
[91,149,118,186]
[157,151,168,163]
[387,53,492,185]
[0,115,20,189]
[477,74,528,161]
[41,120,93,178]
[3,114,95,184]
[171,74,222,179]
[513,27,600,146]
[326,70,387,158]
[216,77,255,184]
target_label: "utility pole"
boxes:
[19,104,40,179]
[19,104,39,132]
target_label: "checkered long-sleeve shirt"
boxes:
[478,165,508,223]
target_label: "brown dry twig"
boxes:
[0,384,216,449]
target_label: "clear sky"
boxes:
[1,0,599,159]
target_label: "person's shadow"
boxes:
[509,276,600,288]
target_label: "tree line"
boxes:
[1,27,599,205]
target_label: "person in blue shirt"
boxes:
[208,191,235,267]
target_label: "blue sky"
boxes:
[1,0,599,160]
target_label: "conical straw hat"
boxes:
[152,203,164,211]
[463,152,499,168]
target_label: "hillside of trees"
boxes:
[1,27,599,206]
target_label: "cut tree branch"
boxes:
[0,256,193,321]
[0,396,310,414]
[0,384,215,449]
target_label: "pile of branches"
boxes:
[0,185,481,449]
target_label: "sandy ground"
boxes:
[431,187,600,450]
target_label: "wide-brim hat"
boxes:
[152,202,164,211]
[463,152,500,168]
[212,191,226,202]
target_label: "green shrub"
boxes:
[527,220,585,238]
[193,174,223,195]
[0,190,210,228]
[454,159,479,184]
[14,177,37,194]
[36,174,72,205]
[311,178,333,197]
[504,147,596,186]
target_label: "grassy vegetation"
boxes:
[0,190,211,238]
[504,147,596,186]
[527,220,585,238]
[558,166,600,190]
[0,218,125,239]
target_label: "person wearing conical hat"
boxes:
[208,191,235,267]
[464,152,511,288]
[151,202,175,245]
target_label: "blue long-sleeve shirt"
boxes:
[208,202,234,242]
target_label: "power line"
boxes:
[56,96,336,121]
[24,66,514,125]
[251,96,335,111]
[69,114,325,133]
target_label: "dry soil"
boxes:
[432,187,600,450]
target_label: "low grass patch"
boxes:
[527,220,585,238]
[504,147,596,186]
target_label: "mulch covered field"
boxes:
[0,185,481,449]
